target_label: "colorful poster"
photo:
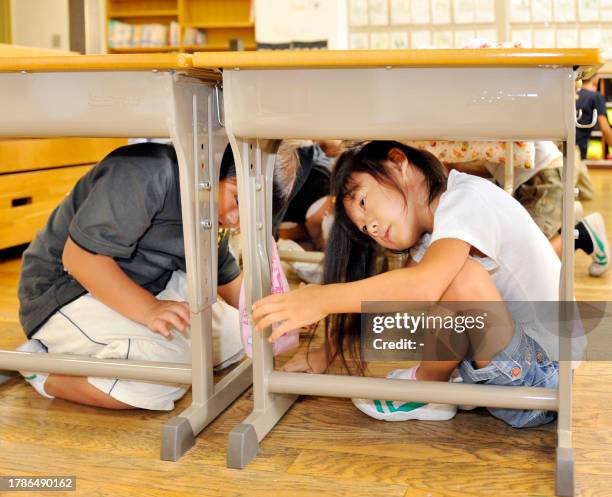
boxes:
[410,0,431,23]
[411,30,431,47]
[454,30,476,47]
[533,29,556,47]
[369,0,389,25]
[433,30,453,48]
[431,0,451,24]
[476,0,495,22]
[349,0,369,26]
[389,31,409,48]
[602,0,612,21]
[370,31,390,49]
[553,0,576,22]
[580,29,602,48]
[350,32,369,49]
[390,0,411,24]
[476,28,497,42]
[556,28,578,47]
[511,29,533,47]
[454,0,476,24]
[578,0,600,21]
[532,0,553,22]
[510,0,531,22]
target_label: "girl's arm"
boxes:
[62,237,190,337]
[252,237,471,341]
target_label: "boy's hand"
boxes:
[282,347,329,374]
[143,300,191,337]
[251,284,330,342]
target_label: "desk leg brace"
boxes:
[161,75,252,461]
[226,138,298,469]
[556,72,577,497]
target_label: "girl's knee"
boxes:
[442,259,499,301]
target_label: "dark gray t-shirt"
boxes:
[18,143,240,337]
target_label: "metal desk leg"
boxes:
[225,137,298,469]
[556,71,577,497]
[504,141,514,194]
[161,75,252,461]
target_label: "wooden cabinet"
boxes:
[0,138,127,250]
[0,45,128,250]
[106,0,255,53]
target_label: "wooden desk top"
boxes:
[194,48,603,77]
[0,53,215,78]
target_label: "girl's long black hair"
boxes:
[322,140,447,375]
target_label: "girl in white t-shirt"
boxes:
[252,140,565,428]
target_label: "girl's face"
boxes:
[343,148,432,251]
[218,177,240,228]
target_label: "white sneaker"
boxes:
[351,366,457,421]
[582,213,610,277]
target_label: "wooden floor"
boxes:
[0,170,611,497]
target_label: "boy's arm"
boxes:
[598,114,612,148]
[218,273,242,309]
[62,237,190,336]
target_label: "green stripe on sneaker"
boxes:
[583,219,608,257]
[24,374,37,381]
[385,400,427,413]
[374,399,385,414]
[595,253,608,264]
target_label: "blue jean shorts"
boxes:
[458,322,559,428]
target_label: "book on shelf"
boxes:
[108,20,178,48]
[183,27,207,46]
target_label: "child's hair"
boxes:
[220,142,303,218]
[322,140,447,375]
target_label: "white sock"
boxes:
[16,340,54,399]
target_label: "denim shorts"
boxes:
[458,322,559,428]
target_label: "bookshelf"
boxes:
[106,0,255,54]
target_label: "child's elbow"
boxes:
[61,237,79,274]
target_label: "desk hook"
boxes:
[576,108,597,129]
[215,84,224,128]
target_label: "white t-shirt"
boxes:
[485,141,562,193]
[409,169,564,359]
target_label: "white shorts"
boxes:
[32,271,243,411]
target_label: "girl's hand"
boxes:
[252,284,330,342]
[143,300,191,337]
[282,347,330,373]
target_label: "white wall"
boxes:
[11,0,69,50]
[255,0,348,49]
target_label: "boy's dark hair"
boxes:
[220,144,237,181]
[323,140,447,375]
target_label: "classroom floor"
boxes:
[0,170,611,497]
